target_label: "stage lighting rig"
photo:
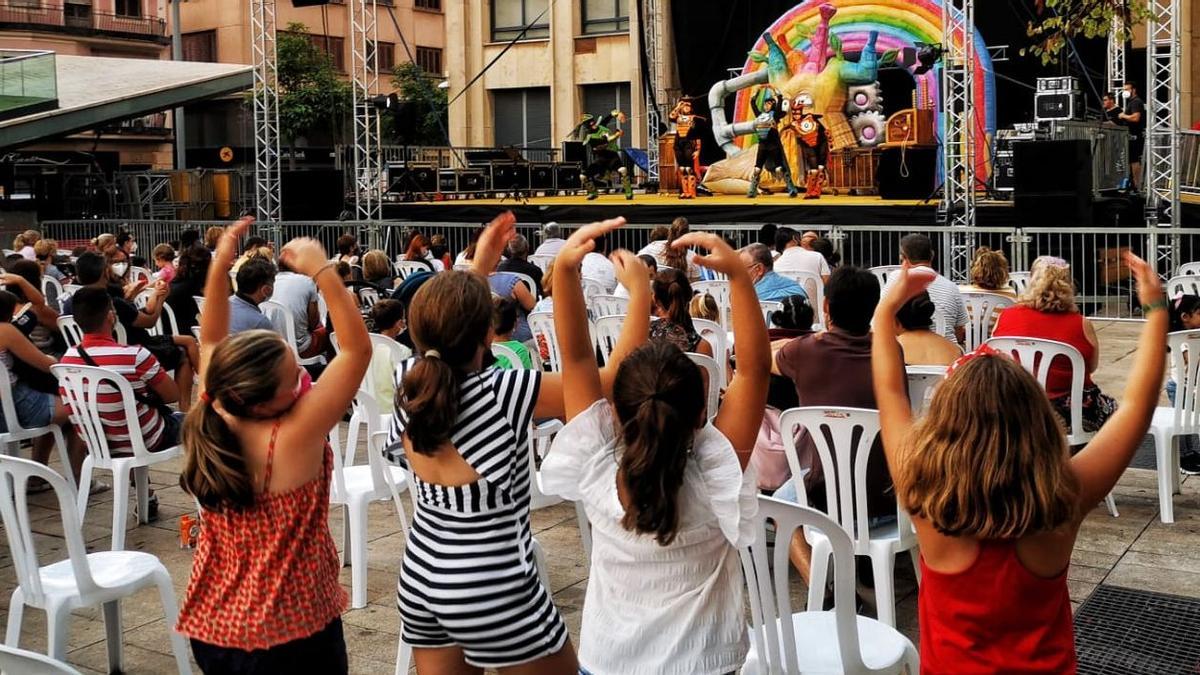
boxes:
[913,42,944,75]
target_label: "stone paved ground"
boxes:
[3,320,1197,674]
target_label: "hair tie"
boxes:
[199,391,212,405]
[425,349,441,360]
[946,343,1006,379]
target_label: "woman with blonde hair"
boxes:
[361,249,397,290]
[13,229,40,260]
[960,246,1015,298]
[992,255,1113,432]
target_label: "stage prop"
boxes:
[701,0,996,196]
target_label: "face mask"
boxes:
[1121,90,1132,99]
[111,262,128,277]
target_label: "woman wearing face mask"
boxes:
[176,218,371,674]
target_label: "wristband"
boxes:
[1142,298,1169,315]
[311,262,337,282]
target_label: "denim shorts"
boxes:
[0,380,52,433]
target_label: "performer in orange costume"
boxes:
[786,93,828,199]
[669,98,705,199]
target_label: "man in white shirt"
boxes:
[533,222,567,257]
[885,233,968,344]
[580,233,617,292]
[774,227,831,282]
[272,260,326,358]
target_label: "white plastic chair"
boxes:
[1147,330,1200,524]
[1166,275,1200,299]
[393,260,431,280]
[592,315,624,364]
[869,265,901,289]
[780,407,918,628]
[589,294,628,318]
[986,336,1120,517]
[128,267,152,286]
[192,295,205,313]
[686,352,721,421]
[777,269,826,327]
[905,365,948,417]
[692,317,729,387]
[260,300,326,367]
[41,276,65,313]
[741,495,919,674]
[1176,262,1200,277]
[0,366,75,493]
[332,390,409,609]
[760,301,783,327]
[490,341,523,369]
[0,456,191,674]
[581,276,607,304]
[528,311,562,372]
[529,254,554,273]
[1008,271,1031,296]
[501,271,539,300]
[51,364,183,551]
[0,644,82,674]
[453,262,472,272]
[694,280,731,329]
[135,290,179,338]
[357,286,381,309]
[960,292,1015,352]
[56,315,126,348]
[340,334,411,466]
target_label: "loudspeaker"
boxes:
[438,169,457,194]
[490,162,530,191]
[877,146,937,199]
[561,141,587,164]
[387,162,437,194]
[456,169,486,193]
[555,163,583,191]
[1035,93,1080,122]
[994,150,1015,192]
[1013,140,1093,225]
[530,163,555,190]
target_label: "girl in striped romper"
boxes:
[390,212,637,673]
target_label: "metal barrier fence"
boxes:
[40,219,1200,319]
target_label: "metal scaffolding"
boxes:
[350,0,382,228]
[1144,0,1181,247]
[642,0,663,184]
[1105,15,1125,95]
[938,0,976,282]
[250,0,281,235]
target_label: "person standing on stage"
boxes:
[1101,93,1122,125]
[747,86,798,199]
[669,97,706,199]
[579,111,633,201]
[1118,81,1146,193]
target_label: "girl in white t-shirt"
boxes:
[541,223,770,675]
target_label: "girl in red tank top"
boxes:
[870,258,1167,674]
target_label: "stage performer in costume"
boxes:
[785,93,828,200]
[577,111,633,201]
[747,86,797,199]
[669,97,706,199]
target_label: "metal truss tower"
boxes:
[350,0,382,225]
[938,0,976,282]
[1144,0,1181,256]
[642,0,662,184]
[1105,15,1125,95]
[250,0,281,233]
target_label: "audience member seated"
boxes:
[203,226,223,252]
[273,255,328,359]
[662,217,702,281]
[429,233,452,270]
[615,254,657,299]
[230,236,270,280]
[390,271,434,351]
[366,299,412,407]
[453,225,484,266]
[581,233,617,292]
[0,290,85,483]
[648,268,713,357]
[896,292,963,366]
[689,290,719,323]
[152,244,177,283]
[772,266,897,587]
[498,234,544,297]
[361,250,397,292]
[960,246,1016,298]
[335,234,361,267]
[166,245,211,337]
[5,259,59,353]
[751,294,814,491]
[229,257,278,335]
[491,298,534,369]
[179,228,202,251]
[739,242,807,302]
[489,268,536,344]
[533,222,567,257]
[635,225,670,263]
[13,229,40,260]
[33,238,66,282]
[774,227,831,282]
[992,256,1115,434]
[810,236,841,269]
[115,231,139,267]
[886,233,967,344]
[401,234,440,273]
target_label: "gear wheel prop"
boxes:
[845,83,883,114]
[850,110,887,147]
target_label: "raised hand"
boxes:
[670,232,741,278]
[214,216,254,267]
[556,217,626,272]
[470,211,517,274]
[878,262,936,312]
[280,237,329,277]
[1124,251,1163,309]
[612,249,649,295]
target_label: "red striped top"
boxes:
[60,335,169,452]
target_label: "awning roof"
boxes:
[0,54,253,150]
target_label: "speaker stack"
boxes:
[1013,139,1094,226]
[1035,77,1081,123]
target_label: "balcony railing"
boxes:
[0,2,167,41]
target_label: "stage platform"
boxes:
[383,191,1198,227]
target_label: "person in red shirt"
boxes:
[871,256,1166,674]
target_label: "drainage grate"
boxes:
[1129,437,1158,470]
[1075,584,1200,674]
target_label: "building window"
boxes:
[415,0,441,10]
[492,0,549,42]
[367,40,395,73]
[581,83,632,148]
[115,0,142,17]
[182,31,217,63]
[581,0,628,34]
[309,34,345,72]
[493,88,552,148]
[415,46,442,76]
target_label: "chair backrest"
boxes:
[52,364,159,462]
[693,280,731,329]
[581,276,607,304]
[985,336,1090,444]
[691,317,728,387]
[0,364,28,436]
[357,286,381,309]
[490,341,524,369]
[1177,262,1200,277]
[1167,330,1200,432]
[592,315,624,364]
[135,290,177,337]
[589,294,628,318]
[760,301,783,327]
[260,300,300,356]
[129,266,152,285]
[775,269,826,327]
[869,265,901,289]
[1167,274,1200,299]
[686,352,721,421]
[394,260,431,280]
[506,271,539,300]
[905,365,948,416]
[780,407,912,553]
[41,275,64,311]
[453,262,472,272]
[527,311,562,371]
[333,390,400,502]
[57,315,83,348]
[529,253,554,273]
[0,644,83,674]
[961,292,1015,352]
[1008,271,1031,296]
[370,332,411,365]
[0,456,100,606]
[193,295,205,314]
[741,495,865,674]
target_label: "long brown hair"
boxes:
[180,330,292,511]
[399,271,493,454]
[969,246,1010,291]
[899,354,1079,538]
[613,342,705,545]
[663,217,690,273]
[652,268,696,334]
[404,234,429,262]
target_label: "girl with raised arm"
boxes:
[177,217,372,674]
[388,211,579,674]
[871,254,1166,672]
[540,225,770,675]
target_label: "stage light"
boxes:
[372,93,400,111]
[913,42,943,76]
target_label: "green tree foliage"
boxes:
[1023,0,1149,65]
[275,22,351,165]
[384,61,448,146]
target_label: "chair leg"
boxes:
[155,572,194,675]
[1172,440,1183,494]
[394,631,412,675]
[343,413,360,468]
[1105,493,1119,518]
[341,504,351,568]
[903,641,921,674]
[101,599,124,673]
[49,426,76,494]
[871,551,898,628]
[75,454,94,523]
[112,465,132,551]
[134,466,150,525]
[807,538,831,613]
[1154,430,1176,524]
[348,498,370,609]
[46,601,71,661]
[531,536,551,591]
[5,588,24,647]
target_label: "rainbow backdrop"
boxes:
[731,0,996,178]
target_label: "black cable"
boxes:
[445,0,556,108]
